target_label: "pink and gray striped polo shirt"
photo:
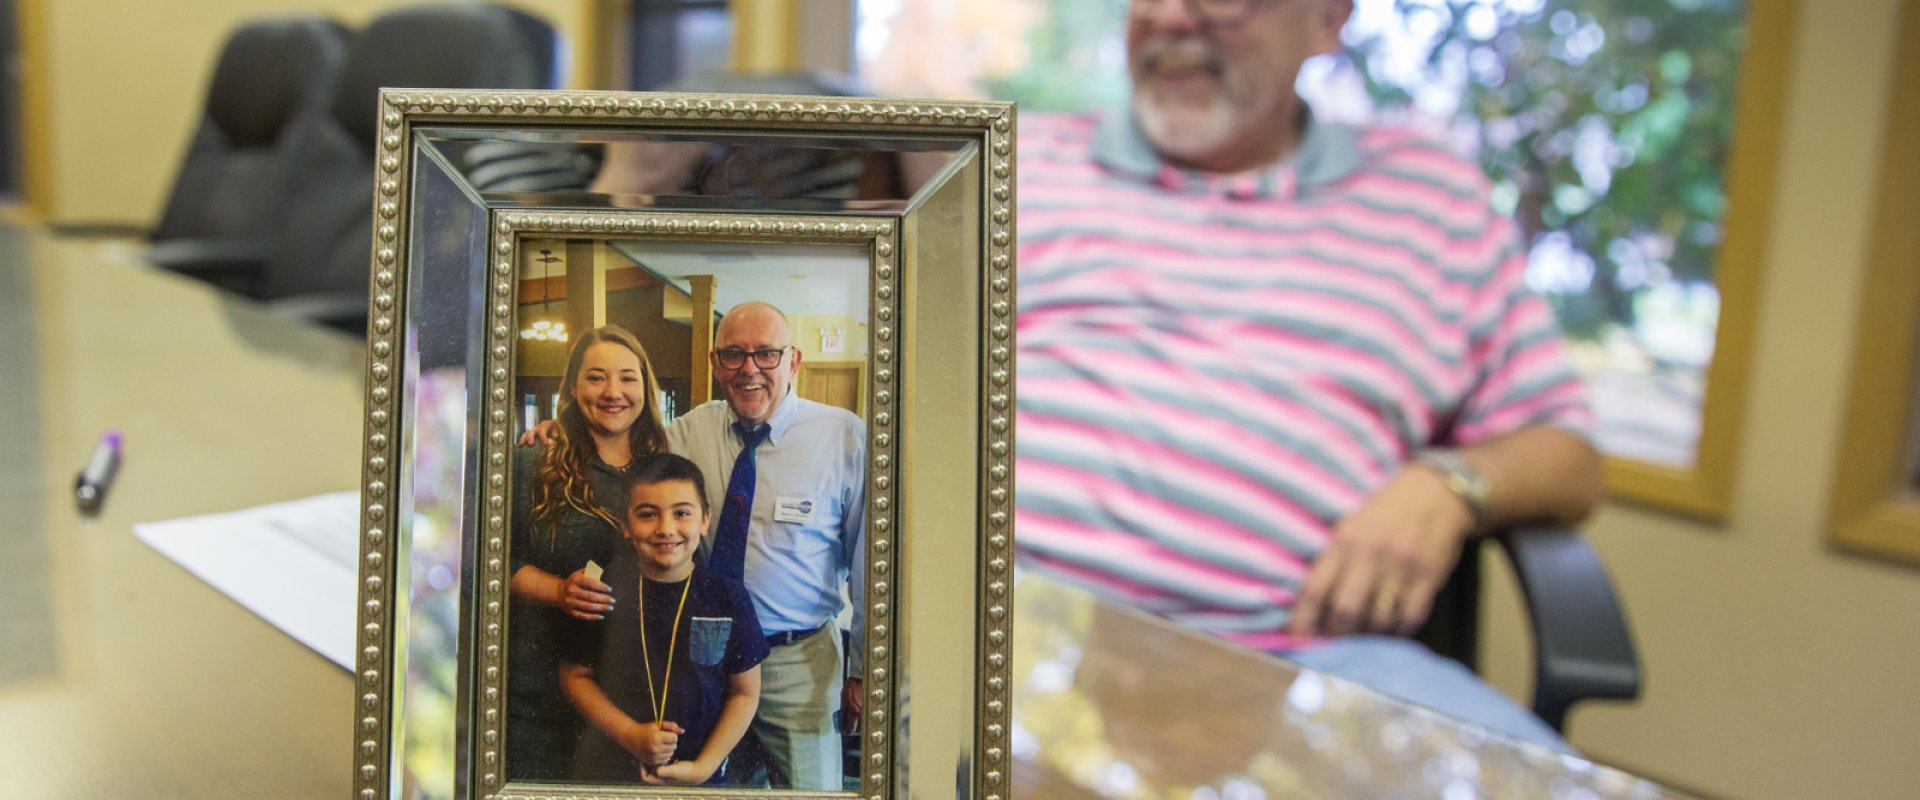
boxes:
[1014,110,1594,652]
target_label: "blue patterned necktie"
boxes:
[711,420,770,582]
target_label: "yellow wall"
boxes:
[1479,1,1920,797]
[792,312,868,363]
[33,0,591,225]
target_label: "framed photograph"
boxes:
[351,90,1016,800]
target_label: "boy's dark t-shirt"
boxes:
[559,549,768,783]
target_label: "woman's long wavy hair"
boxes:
[530,325,668,549]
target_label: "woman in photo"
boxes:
[507,325,670,779]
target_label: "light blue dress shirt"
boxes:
[668,389,867,671]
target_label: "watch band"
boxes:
[1413,449,1492,529]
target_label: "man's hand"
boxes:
[840,677,864,734]
[617,720,683,767]
[517,419,561,448]
[561,567,615,621]
[1288,466,1476,638]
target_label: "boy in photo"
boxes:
[558,453,768,785]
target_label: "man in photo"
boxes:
[666,300,866,791]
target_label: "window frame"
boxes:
[1827,0,1920,565]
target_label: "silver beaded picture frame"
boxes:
[351,89,1016,800]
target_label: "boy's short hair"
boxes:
[623,452,711,512]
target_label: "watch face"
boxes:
[1450,470,1490,503]
[1417,450,1489,521]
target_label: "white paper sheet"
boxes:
[134,491,359,671]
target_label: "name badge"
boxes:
[773,495,817,524]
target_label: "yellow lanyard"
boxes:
[637,569,694,725]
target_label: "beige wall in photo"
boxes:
[1479,1,1920,797]
[792,312,868,363]
[35,0,592,226]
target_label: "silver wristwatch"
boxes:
[1413,449,1492,528]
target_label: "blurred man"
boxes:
[1015,0,1604,747]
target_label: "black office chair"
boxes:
[146,16,351,291]
[1416,524,1640,733]
[250,2,563,334]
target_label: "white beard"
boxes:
[1131,83,1243,167]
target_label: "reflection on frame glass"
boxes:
[353,90,1015,800]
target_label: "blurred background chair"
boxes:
[145,15,350,293]
[259,1,563,334]
[1416,525,1641,734]
[151,2,564,335]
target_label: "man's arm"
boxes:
[1288,425,1603,638]
[842,421,868,731]
[1469,425,1607,526]
[517,419,558,448]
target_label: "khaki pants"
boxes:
[733,626,844,790]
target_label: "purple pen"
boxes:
[74,430,122,515]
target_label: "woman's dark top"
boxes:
[508,444,627,727]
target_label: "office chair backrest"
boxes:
[328,2,559,149]
[152,16,350,243]
[258,2,562,306]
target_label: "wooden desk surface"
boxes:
[0,229,363,799]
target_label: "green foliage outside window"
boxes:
[1351,0,1747,348]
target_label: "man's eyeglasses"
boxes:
[1132,0,1275,27]
[715,347,790,370]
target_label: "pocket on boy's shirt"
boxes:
[688,616,733,666]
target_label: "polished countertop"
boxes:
[0,228,362,799]
[1010,571,1679,800]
